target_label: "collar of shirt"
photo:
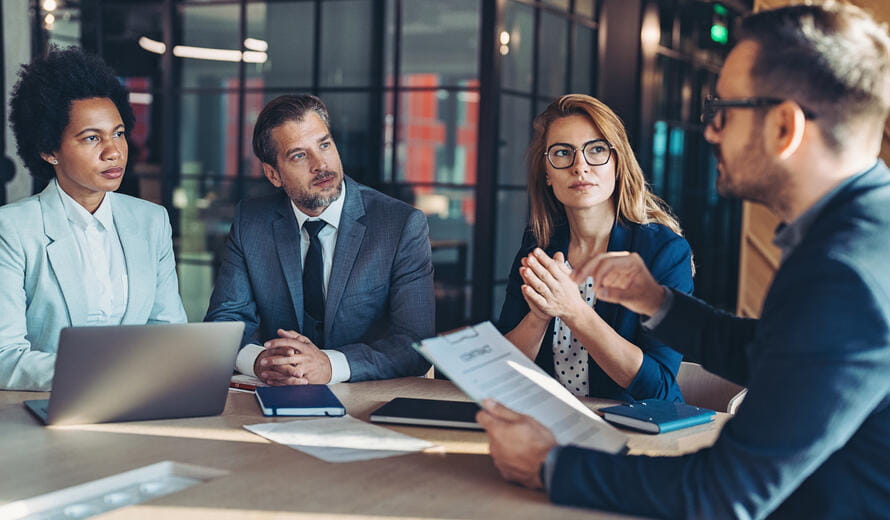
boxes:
[773,160,878,261]
[290,180,347,231]
[55,178,115,232]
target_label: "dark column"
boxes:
[0,3,17,205]
[470,0,505,322]
[597,0,644,145]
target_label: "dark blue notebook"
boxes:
[255,385,346,417]
[599,399,716,434]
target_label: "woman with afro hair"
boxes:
[0,47,186,390]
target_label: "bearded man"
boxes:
[206,94,433,385]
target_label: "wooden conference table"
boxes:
[0,378,730,519]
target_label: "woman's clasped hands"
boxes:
[519,248,592,325]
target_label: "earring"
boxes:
[50,159,58,165]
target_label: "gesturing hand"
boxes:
[571,251,666,317]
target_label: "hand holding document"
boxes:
[415,321,627,454]
[244,415,435,463]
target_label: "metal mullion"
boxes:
[161,0,180,225]
[656,46,721,74]
[31,0,44,59]
[0,1,10,204]
[235,0,247,202]
[93,0,104,56]
[592,0,602,96]
[471,0,505,323]
[312,0,321,95]
[529,2,540,140]
[565,6,573,93]
[510,0,598,28]
[389,0,402,184]
[500,87,535,98]
[369,0,386,187]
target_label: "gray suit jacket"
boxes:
[0,181,187,391]
[204,176,434,381]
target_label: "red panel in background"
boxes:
[402,74,444,187]
[124,77,151,164]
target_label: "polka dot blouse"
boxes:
[552,274,596,397]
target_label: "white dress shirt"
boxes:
[235,182,351,383]
[56,180,128,325]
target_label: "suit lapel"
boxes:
[594,219,634,327]
[272,194,305,332]
[545,223,570,258]
[324,178,366,341]
[111,196,154,323]
[40,182,88,326]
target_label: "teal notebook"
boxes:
[599,399,716,434]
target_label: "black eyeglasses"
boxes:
[544,139,614,169]
[701,96,817,132]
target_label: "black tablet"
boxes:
[369,397,482,430]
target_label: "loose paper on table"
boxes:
[245,415,435,463]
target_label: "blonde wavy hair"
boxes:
[528,94,683,248]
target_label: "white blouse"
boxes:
[57,182,128,325]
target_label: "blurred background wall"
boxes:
[2,0,754,330]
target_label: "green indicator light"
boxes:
[714,4,728,16]
[711,24,729,44]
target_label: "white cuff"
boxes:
[235,343,265,377]
[323,349,351,384]
[640,286,674,330]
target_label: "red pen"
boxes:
[229,381,257,391]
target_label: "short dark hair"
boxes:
[8,46,135,181]
[738,1,890,150]
[252,94,331,167]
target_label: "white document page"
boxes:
[244,415,435,463]
[415,321,627,454]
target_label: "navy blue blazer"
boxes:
[204,176,434,381]
[497,219,694,402]
[548,162,890,519]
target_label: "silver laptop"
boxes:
[24,322,244,426]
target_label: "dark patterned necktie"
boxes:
[302,220,326,347]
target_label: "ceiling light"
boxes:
[243,38,268,52]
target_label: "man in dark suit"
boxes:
[206,94,433,384]
[477,3,890,518]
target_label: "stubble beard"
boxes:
[713,132,783,207]
[288,171,343,210]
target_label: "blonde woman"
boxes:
[497,94,693,401]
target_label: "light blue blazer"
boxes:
[0,181,187,390]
